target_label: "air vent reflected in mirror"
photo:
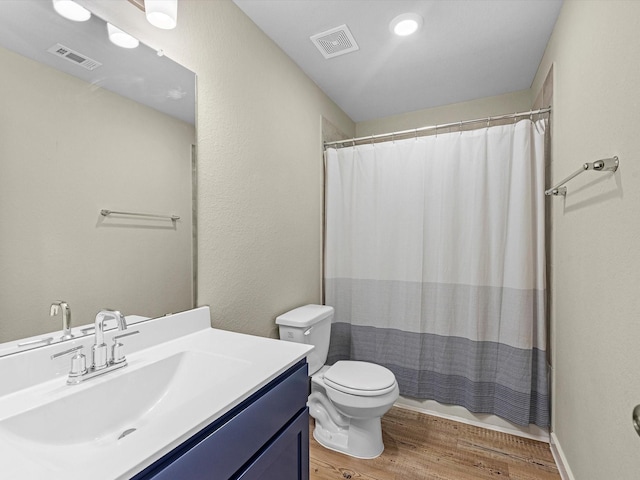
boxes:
[47,43,102,71]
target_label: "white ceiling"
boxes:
[233,0,563,123]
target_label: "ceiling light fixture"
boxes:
[389,13,423,37]
[51,0,91,22]
[107,23,140,49]
[145,0,178,30]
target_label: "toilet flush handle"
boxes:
[304,327,314,336]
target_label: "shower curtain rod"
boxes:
[324,107,551,148]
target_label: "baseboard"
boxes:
[393,401,550,443]
[550,432,575,480]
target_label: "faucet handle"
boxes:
[111,330,140,364]
[51,345,87,378]
[113,330,140,341]
[51,345,83,358]
[18,336,54,348]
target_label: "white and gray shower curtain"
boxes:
[325,119,549,427]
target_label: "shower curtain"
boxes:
[324,119,549,427]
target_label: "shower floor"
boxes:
[309,406,560,479]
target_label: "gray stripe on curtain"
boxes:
[328,322,549,427]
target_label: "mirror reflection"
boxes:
[0,0,196,353]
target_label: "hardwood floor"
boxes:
[309,407,560,480]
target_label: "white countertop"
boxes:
[0,307,313,479]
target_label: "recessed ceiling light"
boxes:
[107,23,139,49]
[389,13,423,37]
[51,0,91,22]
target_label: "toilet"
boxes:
[276,304,399,459]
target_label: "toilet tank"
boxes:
[276,305,334,375]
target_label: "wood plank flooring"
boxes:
[309,407,560,480]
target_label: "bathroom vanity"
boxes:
[132,360,309,479]
[0,307,313,479]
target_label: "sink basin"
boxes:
[0,351,251,445]
[0,306,313,480]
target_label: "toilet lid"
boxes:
[324,361,397,396]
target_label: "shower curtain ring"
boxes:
[415,128,418,140]
[459,121,462,134]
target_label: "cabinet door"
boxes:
[236,408,309,480]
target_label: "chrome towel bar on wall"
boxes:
[545,156,619,196]
[100,209,180,221]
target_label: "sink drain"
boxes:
[118,428,137,440]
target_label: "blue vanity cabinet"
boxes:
[132,360,309,480]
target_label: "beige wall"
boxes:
[80,0,355,339]
[531,1,640,478]
[356,89,532,137]
[0,46,194,343]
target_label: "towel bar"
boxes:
[100,209,180,221]
[545,156,618,196]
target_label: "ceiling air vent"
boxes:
[47,43,102,71]
[310,24,359,59]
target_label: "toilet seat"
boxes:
[323,361,397,397]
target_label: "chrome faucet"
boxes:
[51,309,139,385]
[92,309,127,370]
[50,301,73,340]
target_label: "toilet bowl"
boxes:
[308,362,399,458]
[276,305,399,459]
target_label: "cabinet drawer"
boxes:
[134,361,308,480]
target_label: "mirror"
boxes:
[0,0,196,352]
